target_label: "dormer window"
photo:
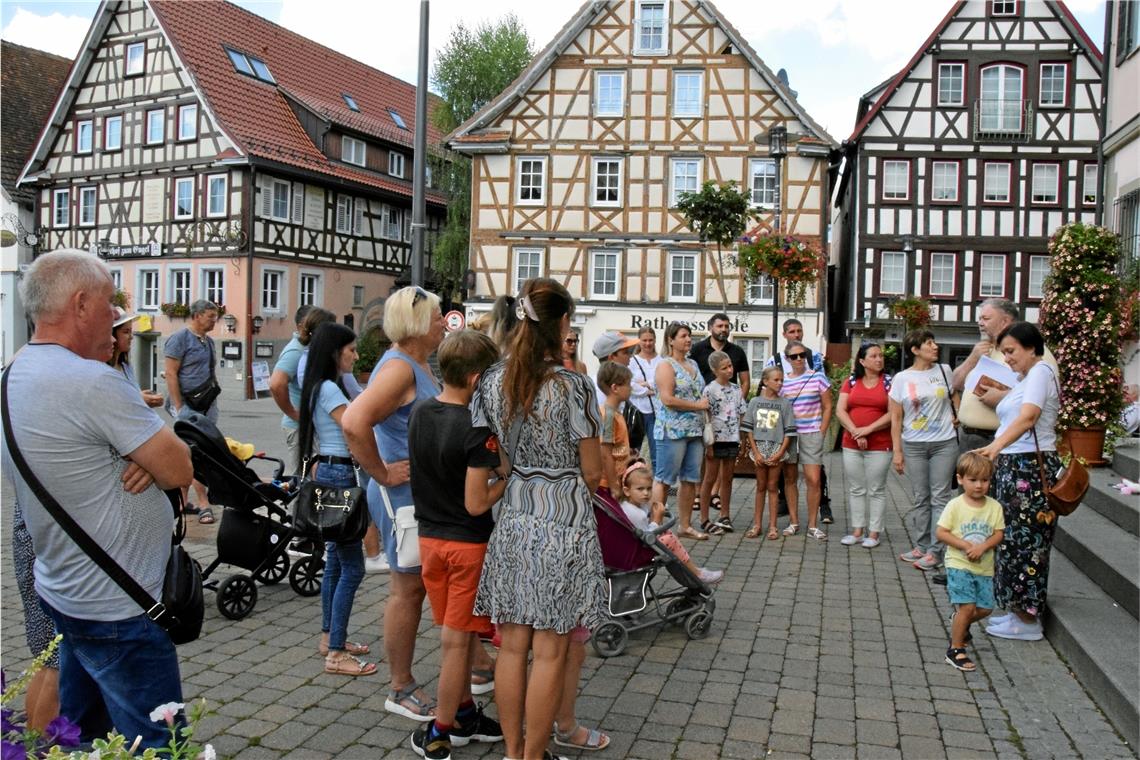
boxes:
[225,46,275,83]
[343,93,360,112]
[342,136,366,167]
[389,151,405,178]
[389,109,408,130]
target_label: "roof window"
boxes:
[343,94,360,112]
[224,46,275,84]
[389,108,408,130]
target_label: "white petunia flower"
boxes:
[148,702,185,723]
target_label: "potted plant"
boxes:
[734,233,826,307]
[1039,222,1126,463]
[111,289,130,310]
[160,302,191,319]
[889,296,933,331]
[353,329,382,385]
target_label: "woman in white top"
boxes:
[630,326,661,464]
[889,330,958,573]
[975,322,1060,642]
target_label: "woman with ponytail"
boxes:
[470,277,606,760]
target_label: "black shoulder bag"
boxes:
[624,357,649,451]
[183,335,221,413]
[291,457,369,544]
[1,365,204,644]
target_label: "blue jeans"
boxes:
[641,411,657,465]
[316,462,365,651]
[43,603,183,749]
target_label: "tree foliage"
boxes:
[675,180,757,307]
[429,15,533,296]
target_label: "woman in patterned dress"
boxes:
[975,322,1060,642]
[471,277,606,760]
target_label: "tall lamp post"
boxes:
[899,234,914,366]
[768,125,788,358]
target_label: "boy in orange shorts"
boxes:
[408,330,506,759]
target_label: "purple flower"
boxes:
[2,741,24,760]
[0,708,19,735]
[1015,479,1030,493]
[43,716,81,748]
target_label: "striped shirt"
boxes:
[781,371,831,434]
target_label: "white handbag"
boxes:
[379,485,420,568]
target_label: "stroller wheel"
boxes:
[591,621,628,658]
[217,574,258,620]
[253,551,290,586]
[685,610,713,640]
[289,556,324,597]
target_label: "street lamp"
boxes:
[899,235,915,367]
[251,315,264,334]
[767,124,788,359]
[222,313,237,333]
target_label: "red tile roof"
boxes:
[1,41,72,201]
[151,0,445,204]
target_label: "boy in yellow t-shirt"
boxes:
[936,452,1005,672]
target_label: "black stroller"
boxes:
[174,412,323,620]
[589,491,717,657]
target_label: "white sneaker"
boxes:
[698,567,724,584]
[840,534,860,546]
[861,536,880,549]
[987,616,1043,641]
[365,553,390,574]
[988,611,1014,627]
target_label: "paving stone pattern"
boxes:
[2,396,1134,759]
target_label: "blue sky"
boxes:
[1,0,1107,142]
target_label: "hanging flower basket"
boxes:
[160,302,191,319]
[889,296,933,330]
[734,233,825,307]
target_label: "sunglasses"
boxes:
[786,352,810,361]
[564,337,579,345]
[412,287,429,307]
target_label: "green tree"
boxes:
[676,180,757,308]
[430,15,533,297]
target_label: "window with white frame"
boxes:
[592,158,622,206]
[594,71,625,117]
[517,157,546,204]
[342,136,365,166]
[978,254,1006,297]
[271,179,290,221]
[670,158,700,206]
[139,269,160,310]
[78,186,97,226]
[145,109,164,144]
[668,252,698,301]
[206,174,227,217]
[336,195,353,234]
[746,275,775,305]
[125,41,145,76]
[980,64,1023,132]
[881,160,910,200]
[261,269,284,312]
[52,189,69,227]
[929,252,956,297]
[590,249,620,299]
[750,159,776,207]
[385,205,403,239]
[991,0,1018,16]
[1039,63,1067,107]
[352,285,364,307]
[1083,164,1097,205]
[931,161,959,202]
[514,248,543,293]
[673,71,702,117]
[201,268,224,306]
[389,151,405,178]
[938,63,965,106]
[104,115,122,150]
[1031,163,1059,204]
[879,251,906,295]
[174,177,194,220]
[76,120,93,154]
[169,269,191,305]
[110,269,122,291]
[983,162,1011,202]
[635,1,667,53]
[1027,255,1049,299]
[299,273,321,307]
[177,104,197,140]
[743,338,770,379]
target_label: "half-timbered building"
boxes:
[447,0,836,375]
[17,0,445,395]
[833,0,1102,367]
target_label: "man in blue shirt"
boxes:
[269,305,312,470]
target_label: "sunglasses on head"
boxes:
[786,351,809,361]
[412,287,429,307]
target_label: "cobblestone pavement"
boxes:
[2,394,1135,759]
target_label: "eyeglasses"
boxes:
[564,337,578,345]
[786,352,810,361]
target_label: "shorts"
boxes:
[711,442,740,460]
[946,568,995,609]
[420,537,491,632]
[754,438,795,464]
[366,481,421,574]
[797,431,824,465]
[654,436,703,485]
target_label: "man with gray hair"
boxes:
[1,249,193,748]
[164,298,220,519]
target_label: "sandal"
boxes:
[700,520,725,536]
[198,507,215,524]
[384,681,436,722]
[782,523,800,536]
[324,653,377,677]
[470,667,495,696]
[766,528,780,540]
[678,527,709,541]
[744,525,761,539]
[553,721,611,751]
[945,647,976,672]
[807,527,828,541]
[319,641,370,657]
[710,494,723,512]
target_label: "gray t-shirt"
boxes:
[741,395,797,447]
[164,327,215,393]
[2,344,172,620]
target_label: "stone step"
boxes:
[1084,467,1140,537]
[1112,443,1139,482]
[1046,552,1140,750]
[1054,502,1140,618]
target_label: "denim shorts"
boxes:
[946,568,995,609]
[654,436,704,486]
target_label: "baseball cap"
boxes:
[592,331,639,359]
[113,307,141,328]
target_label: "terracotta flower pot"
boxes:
[1061,427,1108,467]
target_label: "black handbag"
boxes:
[1,366,204,644]
[623,403,646,451]
[183,335,221,413]
[291,468,368,544]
